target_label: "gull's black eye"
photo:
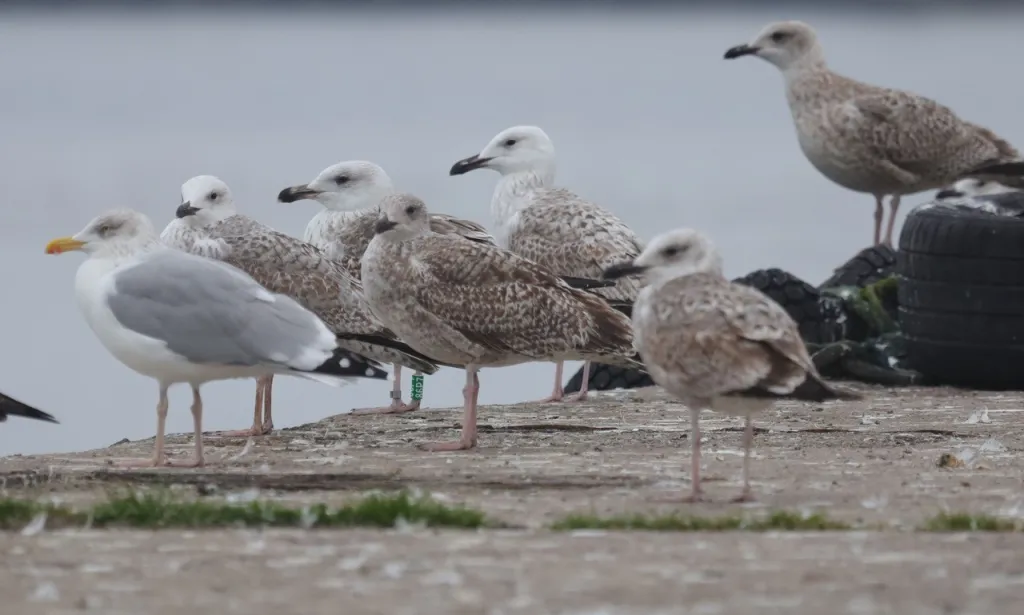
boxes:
[503,138,517,147]
[404,206,416,215]
[770,31,790,43]
[334,175,350,186]
[208,191,219,201]
[97,224,111,235]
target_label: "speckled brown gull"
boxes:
[449,125,646,403]
[173,175,442,430]
[603,228,859,502]
[724,20,1021,247]
[276,160,494,415]
[362,193,642,452]
[45,209,387,467]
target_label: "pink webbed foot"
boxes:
[418,438,477,452]
[350,399,422,415]
[534,393,565,404]
[566,390,589,403]
[164,456,205,468]
[209,425,271,438]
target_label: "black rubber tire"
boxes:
[732,268,846,345]
[897,205,1024,389]
[819,245,898,289]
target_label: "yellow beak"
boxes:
[45,236,87,255]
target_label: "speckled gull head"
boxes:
[373,193,432,240]
[449,125,555,176]
[45,208,159,258]
[602,228,724,287]
[723,20,824,72]
[175,175,237,228]
[277,161,395,212]
[936,178,1019,201]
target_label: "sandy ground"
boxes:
[2,384,1024,614]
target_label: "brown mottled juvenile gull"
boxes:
[449,125,646,403]
[604,228,859,502]
[0,392,58,424]
[175,175,442,426]
[724,20,1021,247]
[276,160,494,414]
[362,193,642,452]
[45,209,386,467]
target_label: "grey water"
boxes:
[2,7,1021,456]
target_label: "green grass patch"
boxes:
[920,513,1022,532]
[0,490,488,531]
[551,510,850,531]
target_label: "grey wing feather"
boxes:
[107,250,329,368]
[509,189,645,303]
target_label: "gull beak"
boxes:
[449,154,493,176]
[45,236,87,255]
[724,44,760,59]
[277,184,321,203]
[175,201,200,219]
[374,217,398,234]
[602,261,647,280]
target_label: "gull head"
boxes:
[724,21,823,72]
[603,228,722,286]
[374,193,431,240]
[449,125,555,177]
[936,178,1019,200]
[176,175,237,228]
[46,208,158,257]
[278,160,395,212]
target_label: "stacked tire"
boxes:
[898,206,1024,389]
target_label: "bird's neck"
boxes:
[491,168,555,229]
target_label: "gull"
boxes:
[174,175,441,422]
[362,193,642,452]
[449,125,645,403]
[276,160,493,414]
[1,392,58,424]
[604,228,859,502]
[159,216,273,437]
[724,20,1020,247]
[45,209,387,467]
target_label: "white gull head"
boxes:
[374,193,432,242]
[45,208,160,259]
[449,125,556,177]
[724,20,826,74]
[177,175,237,228]
[605,228,723,288]
[278,160,395,212]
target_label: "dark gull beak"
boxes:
[935,189,963,200]
[724,44,759,59]
[175,201,200,218]
[449,154,493,176]
[374,217,398,234]
[602,261,647,280]
[277,184,321,203]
